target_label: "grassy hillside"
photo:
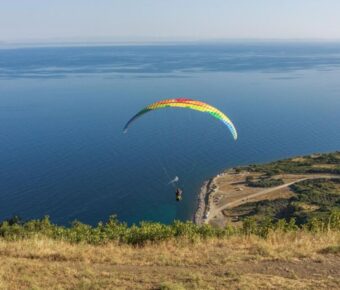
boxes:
[0,231,339,289]
[0,211,339,289]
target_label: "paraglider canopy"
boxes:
[123,98,238,140]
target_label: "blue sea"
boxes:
[0,42,339,225]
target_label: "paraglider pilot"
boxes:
[176,188,183,201]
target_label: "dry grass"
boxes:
[291,157,307,162]
[0,231,339,289]
[312,164,337,169]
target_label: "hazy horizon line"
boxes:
[1,37,340,49]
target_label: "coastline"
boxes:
[193,151,340,226]
[193,174,221,225]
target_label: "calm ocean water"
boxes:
[0,42,340,225]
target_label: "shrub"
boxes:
[246,177,284,188]
[0,213,339,245]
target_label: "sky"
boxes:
[1,0,340,43]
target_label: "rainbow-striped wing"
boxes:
[123,98,237,140]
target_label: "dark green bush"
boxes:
[246,177,284,188]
